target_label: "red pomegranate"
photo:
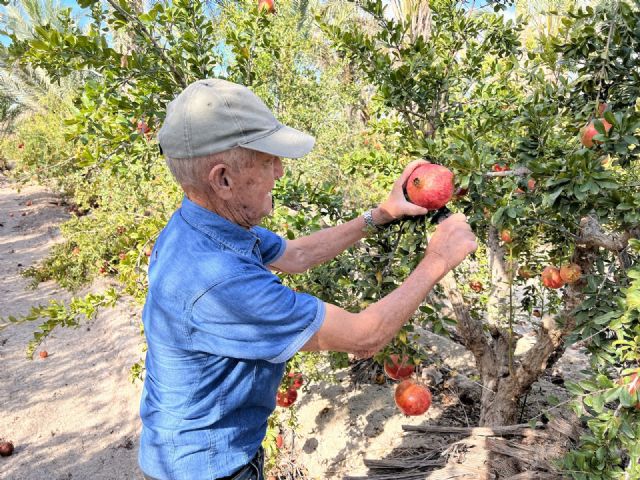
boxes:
[541,266,565,289]
[394,379,432,416]
[405,164,454,210]
[383,354,415,381]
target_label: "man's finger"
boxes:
[398,160,430,187]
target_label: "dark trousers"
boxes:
[142,448,264,480]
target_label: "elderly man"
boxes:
[139,79,477,480]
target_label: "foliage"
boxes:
[0,288,118,358]
[561,243,640,479]
[4,0,640,475]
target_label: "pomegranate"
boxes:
[258,0,275,12]
[276,388,297,408]
[541,266,564,289]
[405,164,454,210]
[394,379,432,416]
[518,266,533,279]
[559,263,582,284]
[581,119,612,148]
[0,441,14,457]
[383,354,415,381]
[287,372,304,390]
[500,229,513,243]
[527,178,536,191]
[39,350,48,359]
[597,102,608,115]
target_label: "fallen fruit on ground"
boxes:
[394,379,432,416]
[405,164,454,210]
[559,263,582,284]
[469,280,483,293]
[384,354,415,381]
[532,309,542,318]
[0,441,14,457]
[276,434,284,449]
[276,388,297,408]
[39,350,48,359]
[541,266,565,289]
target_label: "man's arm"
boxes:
[301,213,477,357]
[269,207,391,274]
[270,160,431,274]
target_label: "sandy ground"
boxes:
[0,174,587,480]
[0,175,143,480]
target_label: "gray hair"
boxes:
[165,147,256,188]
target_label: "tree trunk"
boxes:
[441,216,626,429]
[479,380,519,426]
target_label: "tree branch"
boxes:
[103,0,187,88]
[439,273,490,365]
[574,215,630,252]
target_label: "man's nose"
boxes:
[274,157,284,179]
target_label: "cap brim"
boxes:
[240,125,315,159]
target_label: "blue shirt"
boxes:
[139,197,325,480]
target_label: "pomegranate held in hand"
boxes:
[394,379,432,416]
[383,354,415,381]
[405,164,454,210]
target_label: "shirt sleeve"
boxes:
[189,266,325,363]
[252,226,286,265]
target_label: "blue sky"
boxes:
[0,0,88,45]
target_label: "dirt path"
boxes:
[0,174,143,480]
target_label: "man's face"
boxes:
[232,151,283,226]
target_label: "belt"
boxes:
[219,448,264,480]
[143,448,264,480]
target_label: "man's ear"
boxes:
[208,163,233,200]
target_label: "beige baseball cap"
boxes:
[158,79,315,159]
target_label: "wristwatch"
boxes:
[362,209,382,236]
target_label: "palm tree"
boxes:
[0,0,81,127]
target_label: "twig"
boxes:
[103,0,187,88]
[402,423,544,436]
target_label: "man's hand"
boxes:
[422,213,477,275]
[375,160,431,225]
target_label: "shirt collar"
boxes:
[179,196,260,256]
